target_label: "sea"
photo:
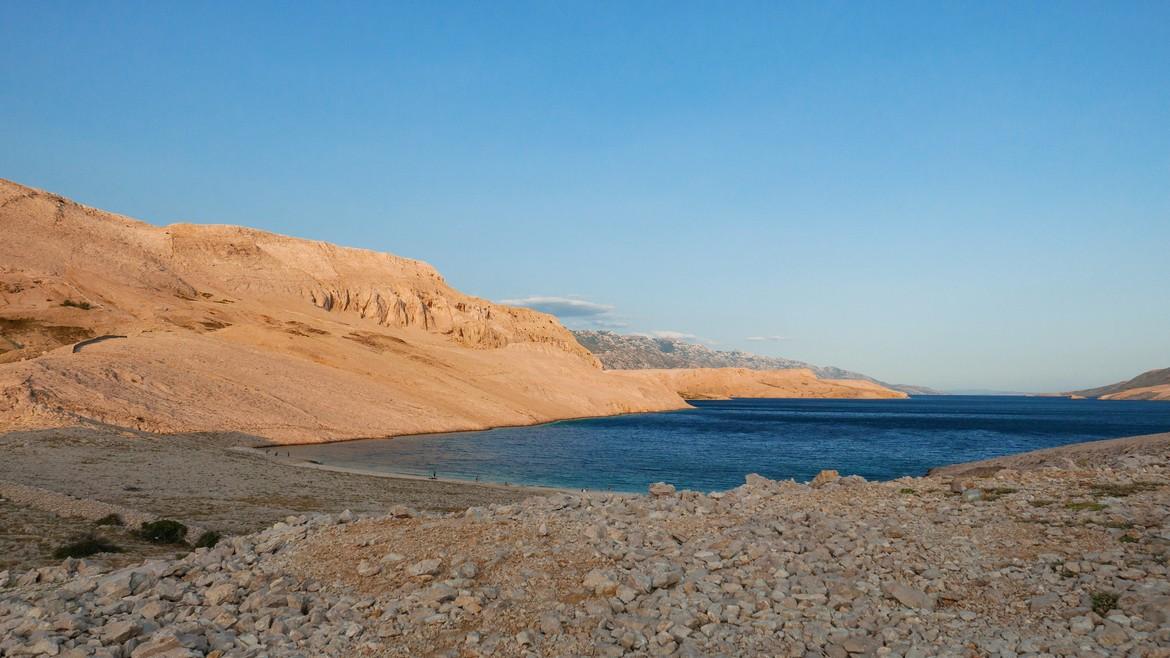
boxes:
[284,396,1170,493]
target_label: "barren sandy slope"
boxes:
[0,178,690,442]
[1068,367,1170,402]
[617,367,908,400]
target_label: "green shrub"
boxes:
[194,531,222,549]
[61,299,92,310]
[94,513,123,526]
[1090,482,1161,498]
[1091,591,1119,616]
[53,535,122,559]
[138,519,188,544]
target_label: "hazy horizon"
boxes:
[3,2,1167,392]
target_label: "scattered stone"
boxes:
[406,558,442,577]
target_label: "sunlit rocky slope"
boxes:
[0,179,689,442]
[1069,368,1170,402]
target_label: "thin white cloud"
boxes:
[746,335,788,342]
[499,295,614,318]
[637,330,698,340]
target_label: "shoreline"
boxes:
[228,445,578,494]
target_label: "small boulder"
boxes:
[810,470,840,488]
[356,560,381,577]
[649,482,676,497]
[882,581,935,610]
[406,558,442,577]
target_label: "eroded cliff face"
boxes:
[0,180,596,364]
[0,178,659,441]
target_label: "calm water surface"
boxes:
[285,396,1170,492]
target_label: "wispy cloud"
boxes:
[636,330,697,340]
[499,295,626,329]
[746,335,788,342]
[499,295,614,318]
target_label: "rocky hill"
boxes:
[573,330,937,395]
[0,179,688,441]
[1068,368,1170,401]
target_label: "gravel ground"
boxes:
[0,425,548,572]
[2,435,1169,657]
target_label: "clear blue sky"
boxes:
[3,1,1168,392]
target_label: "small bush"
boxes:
[898,488,916,495]
[1091,591,1119,616]
[1090,482,1161,498]
[53,535,122,559]
[138,519,188,544]
[94,513,123,526]
[194,531,222,549]
[61,299,92,310]
[1029,499,1054,507]
[1119,534,1139,543]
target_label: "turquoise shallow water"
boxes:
[284,396,1170,492]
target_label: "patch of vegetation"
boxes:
[1104,520,1134,530]
[1029,499,1055,507]
[1064,501,1107,512]
[194,531,222,549]
[93,513,123,526]
[898,488,917,495]
[1091,591,1119,616]
[138,519,188,545]
[60,299,92,310]
[53,534,122,559]
[1119,534,1140,544]
[982,487,1019,502]
[1089,482,1162,498]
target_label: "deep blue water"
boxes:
[284,396,1170,493]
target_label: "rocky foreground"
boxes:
[3,450,1170,658]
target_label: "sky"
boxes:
[2,1,1168,392]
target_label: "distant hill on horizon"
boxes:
[572,330,939,396]
[1067,367,1170,401]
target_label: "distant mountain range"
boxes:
[571,330,939,396]
[1067,367,1170,401]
